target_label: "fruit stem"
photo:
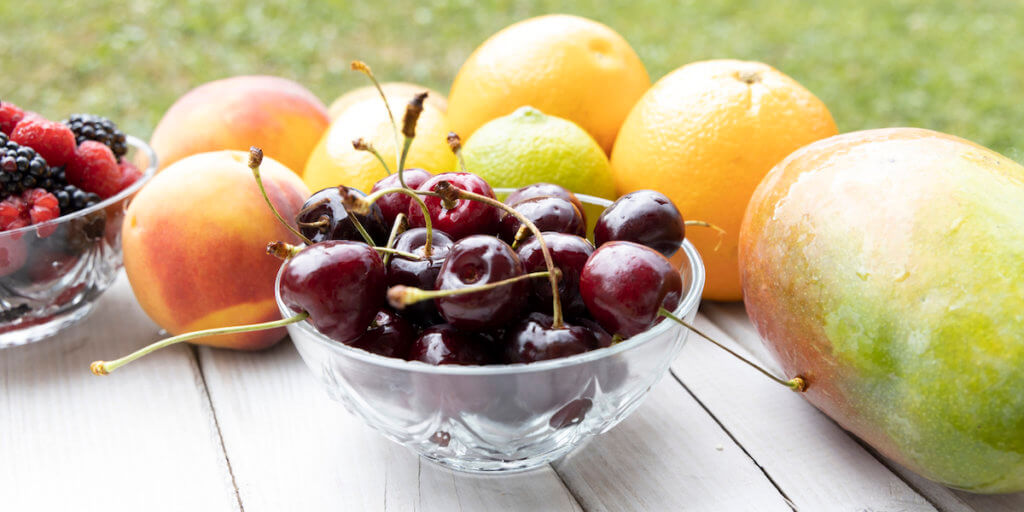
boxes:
[266,241,302,259]
[89,312,310,376]
[387,271,552,309]
[447,132,469,173]
[382,213,408,266]
[249,147,313,245]
[373,246,424,261]
[657,307,807,392]
[348,211,377,246]
[351,60,402,174]
[396,92,427,187]
[358,186,434,257]
[352,138,393,175]
[436,182,565,329]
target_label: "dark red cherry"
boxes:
[434,235,526,330]
[579,241,682,337]
[516,232,593,317]
[594,190,684,257]
[504,313,600,363]
[407,172,500,240]
[386,228,454,326]
[370,168,433,225]
[296,186,388,245]
[505,183,587,226]
[498,196,586,245]
[409,324,494,365]
[280,241,387,343]
[347,309,416,358]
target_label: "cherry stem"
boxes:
[358,186,434,256]
[347,211,376,246]
[267,241,302,260]
[351,60,401,174]
[352,138,393,175]
[684,220,727,251]
[373,246,424,261]
[382,213,408,266]
[396,93,427,182]
[657,307,807,392]
[447,132,469,173]
[248,147,313,246]
[297,217,329,229]
[90,312,310,376]
[387,270,552,309]
[437,182,565,329]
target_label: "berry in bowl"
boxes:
[0,102,155,347]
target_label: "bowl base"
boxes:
[418,443,580,474]
[0,301,96,349]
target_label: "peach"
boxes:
[150,76,329,174]
[122,151,310,349]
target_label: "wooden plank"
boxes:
[673,310,939,511]
[0,276,240,512]
[197,340,582,512]
[552,376,793,512]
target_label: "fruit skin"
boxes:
[0,102,26,135]
[448,14,649,153]
[150,76,329,173]
[10,117,77,167]
[498,196,585,245]
[611,59,837,301]
[386,228,454,327]
[407,172,500,241]
[580,241,682,338]
[280,241,386,344]
[67,141,122,198]
[122,150,310,350]
[370,168,433,225]
[327,82,447,121]
[739,128,1024,493]
[296,186,387,245]
[504,312,598,363]
[594,190,685,257]
[434,235,526,330]
[409,324,493,365]
[516,232,593,318]
[460,106,616,199]
[304,93,454,194]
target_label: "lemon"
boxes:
[459,106,616,199]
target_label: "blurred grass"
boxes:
[2,0,1022,162]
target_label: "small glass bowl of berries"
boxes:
[275,164,705,472]
[0,102,156,347]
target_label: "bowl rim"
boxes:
[0,135,157,238]
[275,190,706,375]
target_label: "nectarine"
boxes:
[150,76,329,174]
[122,151,309,349]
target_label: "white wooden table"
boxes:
[3,274,1022,511]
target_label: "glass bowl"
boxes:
[0,136,156,347]
[278,192,705,473]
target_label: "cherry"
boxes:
[594,190,685,257]
[516,232,593,317]
[407,172,500,240]
[504,312,601,363]
[280,240,387,343]
[370,168,433,225]
[386,227,454,326]
[347,308,415,358]
[296,186,388,246]
[498,196,586,246]
[505,183,587,226]
[433,235,526,330]
[579,241,682,337]
[409,324,494,365]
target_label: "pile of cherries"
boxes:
[278,160,688,366]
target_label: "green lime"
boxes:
[459,106,617,199]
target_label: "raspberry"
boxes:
[0,189,61,237]
[0,235,28,278]
[116,160,143,194]
[0,195,28,231]
[0,101,26,135]
[10,116,77,167]
[67,141,122,198]
[64,114,128,161]
[25,188,60,225]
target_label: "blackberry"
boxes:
[64,114,127,161]
[0,132,53,199]
[53,183,100,214]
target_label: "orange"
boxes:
[611,60,838,301]
[447,14,650,154]
[303,91,455,194]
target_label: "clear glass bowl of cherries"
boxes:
[0,103,155,347]
[275,168,705,472]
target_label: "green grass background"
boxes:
[3,0,1021,162]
